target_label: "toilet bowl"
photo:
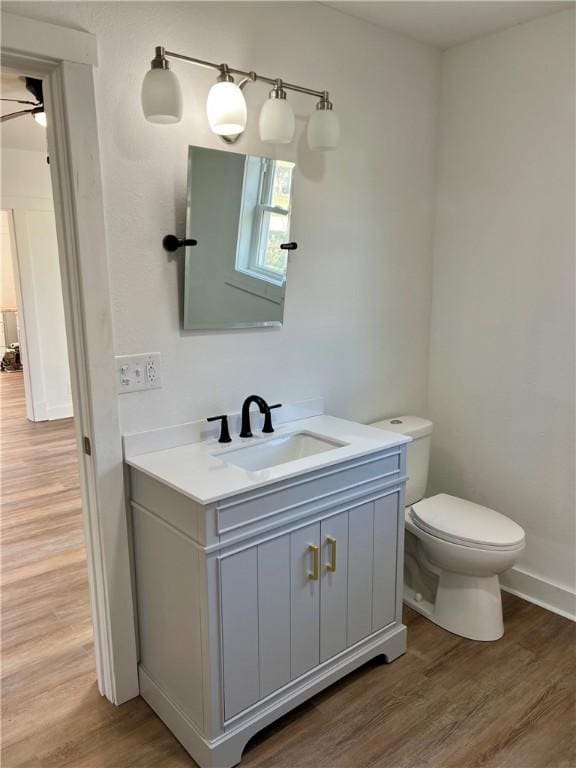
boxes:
[370,417,525,641]
[405,495,525,640]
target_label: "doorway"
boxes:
[0,211,20,374]
[1,68,97,741]
[1,74,73,424]
[1,11,139,707]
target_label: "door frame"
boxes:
[1,11,139,704]
[1,208,37,421]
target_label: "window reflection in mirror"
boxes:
[236,157,293,285]
[184,146,295,331]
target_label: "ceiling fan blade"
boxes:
[0,98,38,105]
[0,108,35,123]
[25,78,43,105]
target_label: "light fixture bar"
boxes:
[163,48,327,99]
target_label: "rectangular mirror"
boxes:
[184,146,295,330]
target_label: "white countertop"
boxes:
[126,414,410,505]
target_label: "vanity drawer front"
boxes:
[217,449,403,540]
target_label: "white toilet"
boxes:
[371,416,525,641]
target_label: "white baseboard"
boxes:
[47,401,73,420]
[31,399,48,422]
[500,566,575,621]
[28,400,73,421]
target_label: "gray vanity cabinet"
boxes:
[130,446,407,768]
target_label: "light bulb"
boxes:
[206,80,247,136]
[33,111,47,127]
[259,88,295,144]
[141,65,182,124]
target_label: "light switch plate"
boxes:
[116,353,162,394]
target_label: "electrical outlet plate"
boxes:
[115,353,162,394]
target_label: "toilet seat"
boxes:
[411,494,525,551]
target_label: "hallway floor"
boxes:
[1,371,575,768]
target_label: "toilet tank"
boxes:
[369,416,433,507]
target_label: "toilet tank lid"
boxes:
[370,416,433,439]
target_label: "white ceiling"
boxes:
[1,72,47,152]
[324,1,573,49]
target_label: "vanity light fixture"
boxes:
[141,46,339,150]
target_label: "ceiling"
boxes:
[324,1,573,49]
[1,72,47,152]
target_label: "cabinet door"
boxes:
[221,534,293,718]
[320,512,349,662]
[372,493,399,632]
[258,535,291,698]
[220,490,400,720]
[347,501,375,645]
[220,548,260,719]
[290,522,321,679]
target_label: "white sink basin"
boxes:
[215,431,347,472]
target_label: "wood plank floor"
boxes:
[1,370,575,768]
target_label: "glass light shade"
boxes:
[141,68,182,124]
[259,98,295,144]
[307,109,340,151]
[206,81,247,136]
[33,111,47,127]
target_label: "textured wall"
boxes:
[428,10,575,593]
[5,1,440,433]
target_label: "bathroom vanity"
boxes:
[125,404,409,767]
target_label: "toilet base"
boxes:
[404,572,504,641]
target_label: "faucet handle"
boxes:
[207,414,232,443]
[262,403,282,434]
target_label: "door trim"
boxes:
[1,11,139,704]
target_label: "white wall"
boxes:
[428,10,575,613]
[1,148,73,420]
[4,1,440,434]
[0,210,17,310]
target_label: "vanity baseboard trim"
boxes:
[139,622,407,768]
